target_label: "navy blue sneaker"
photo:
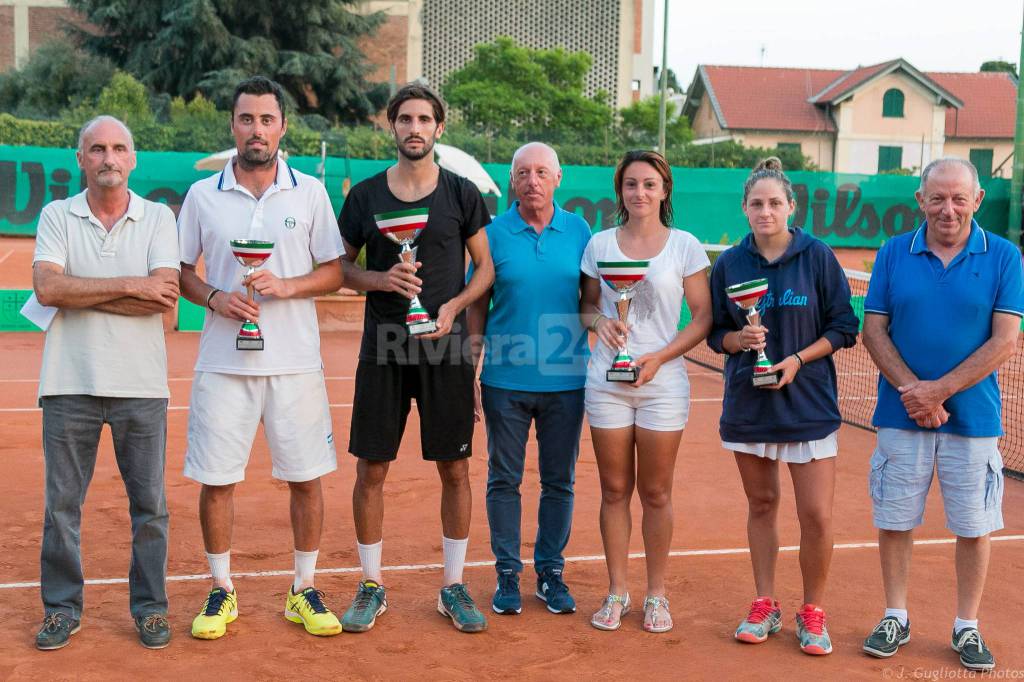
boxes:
[492,570,521,615]
[536,568,576,614]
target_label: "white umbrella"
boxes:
[193,148,289,172]
[435,143,502,197]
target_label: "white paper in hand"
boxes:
[20,293,58,331]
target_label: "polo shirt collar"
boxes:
[507,200,565,233]
[69,189,145,223]
[910,220,987,255]
[217,156,298,192]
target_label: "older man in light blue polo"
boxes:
[861,157,1023,671]
[467,142,592,616]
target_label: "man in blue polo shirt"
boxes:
[467,142,592,616]
[861,158,1023,671]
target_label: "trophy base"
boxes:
[751,371,781,388]
[408,319,438,336]
[236,337,265,351]
[607,367,639,382]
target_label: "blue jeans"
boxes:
[482,385,584,575]
[40,395,169,620]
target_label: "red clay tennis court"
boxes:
[1,326,1022,680]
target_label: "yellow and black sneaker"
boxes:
[284,586,342,636]
[191,587,237,640]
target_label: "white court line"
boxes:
[1,535,1021,590]
[0,250,14,266]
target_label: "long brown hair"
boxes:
[613,150,674,227]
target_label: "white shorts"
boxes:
[723,431,839,464]
[184,371,338,485]
[585,387,689,432]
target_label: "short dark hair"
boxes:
[232,76,286,118]
[613,149,674,227]
[386,83,446,125]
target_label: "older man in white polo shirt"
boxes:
[177,76,345,639]
[32,115,180,651]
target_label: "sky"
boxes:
[653,0,1024,88]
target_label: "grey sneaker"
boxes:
[438,583,487,633]
[36,613,81,650]
[863,616,910,658]
[135,613,171,649]
[952,627,994,671]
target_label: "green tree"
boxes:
[652,66,682,92]
[0,40,115,119]
[95,71,156,127]
[443,36,613,141]
[618,95,692,148]
[67,0,388,123]
[980,60,1017,77]
[168,93,232,151]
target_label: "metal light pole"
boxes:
[1009,5,1024,246]
[657,0,669,156]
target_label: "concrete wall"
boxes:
[834,71,946,174]
[943,139,1015,179]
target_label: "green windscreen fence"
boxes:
[1,144,1013,247]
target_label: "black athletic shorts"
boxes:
[349,358,475,461]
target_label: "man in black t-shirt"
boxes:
[337,84,494,634]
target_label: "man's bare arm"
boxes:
[180,262,259,322]
[899,312,1021,418]
[862,313,919,388]
[420,229,494,340]
[862,311,948,428]
[34,262,178,309]
[94,268,180,315]
[246,258,344,299]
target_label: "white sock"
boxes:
[442,536,468,586]
[357,541,383,582]
[293,549,319,592]
[954,616,978,633]
[884,608,908,627]
[206,550,233,592]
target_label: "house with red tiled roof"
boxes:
[682,59,1016,178]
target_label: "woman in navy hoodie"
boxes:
[708,157,858,656]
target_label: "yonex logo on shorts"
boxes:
[327,433,334,444]
[284,217,296,229]
[459,443,468,453]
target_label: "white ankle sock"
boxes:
[206,550,233,592]
[357,541,383,582]
[954,616,978,632]
[293,549,319,592]
[442,536,468,586]
[884,608,908,627]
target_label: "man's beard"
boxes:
[238,142,277,171]
[397,136,435,161]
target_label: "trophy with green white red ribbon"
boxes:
[725,278,780,387]
[230,239,274,351]
[597,260,650,382]
[374,208,437,336]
